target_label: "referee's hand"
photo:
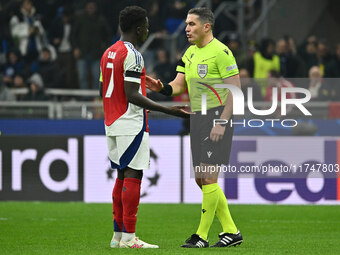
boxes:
[210,125,225,142]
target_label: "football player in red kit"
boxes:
[99,6,190,249]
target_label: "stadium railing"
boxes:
[1,95,331,120]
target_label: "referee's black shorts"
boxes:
[190,106,234,167]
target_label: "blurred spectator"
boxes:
[12,73,26,100]
[148,1,166,38]
[165,0,189,34]
[165,0,190,51]
[242,40,257,70]
[9,0,45,64]
[12,73,26,88]
[265,70,296,102]
[325,43,340,78]
[317,39,333,76]
[285,35,297,55]
[325,43,340,100]
[37,47,61,88]
[2,49,24,87]
[143,0,167,70]
[49,5,78,89]
[276,38,305,78]
[154,49,176,83]
[239,68,263,101]
[23,73,49,101]
[72,1,110,89]
[226,34,247,69]
[247,40,257,59]
[298,35,318,74]
[248,38,280,97]
[0,2,13,71]
[0,74,15,101]
[213,0,236,36]
[308,66,330,101]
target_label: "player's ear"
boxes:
[136,26,141,36]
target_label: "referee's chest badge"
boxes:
[197,64,208,78]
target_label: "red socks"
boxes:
[122,178,141,233]
[112,178,123,232]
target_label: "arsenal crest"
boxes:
[197,64,208,78]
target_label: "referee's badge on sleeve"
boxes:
[197,64,208,78]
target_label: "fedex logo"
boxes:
[225,139,340,203]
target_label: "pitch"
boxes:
[0,202,339,254]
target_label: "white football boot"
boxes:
[119,237,159,248]
[110,237,120,248]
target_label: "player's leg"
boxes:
[119,167,157,249]
[106,136,124,248]
[117,132,158,249]
[120,167,142,244]
[110,168,124,248]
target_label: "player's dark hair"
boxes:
[119,6,147,33]
[188,7,215,29]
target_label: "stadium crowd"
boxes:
[0,0,340,102]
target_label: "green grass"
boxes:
[0,203,340,254]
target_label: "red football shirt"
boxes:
[100,41,149,135]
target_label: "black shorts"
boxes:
[190,106,234,167]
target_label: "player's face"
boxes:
[185,14,207,44]
[137,17,149,44]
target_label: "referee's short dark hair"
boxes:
[119,6,147,33]
[188,7,215,29]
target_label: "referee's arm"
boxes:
[219,74,241,122]
[169,72,187,96]
[166,57,187,96]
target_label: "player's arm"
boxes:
[124,78,190,118]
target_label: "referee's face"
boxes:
[185,14,206,45]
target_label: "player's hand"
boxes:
[168,105,193,118]
[146,75,163,92]
[210,124,225,142]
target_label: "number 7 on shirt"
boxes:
[105,53,116,98]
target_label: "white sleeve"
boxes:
[10,16,30,38]
[123,47,144,84]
